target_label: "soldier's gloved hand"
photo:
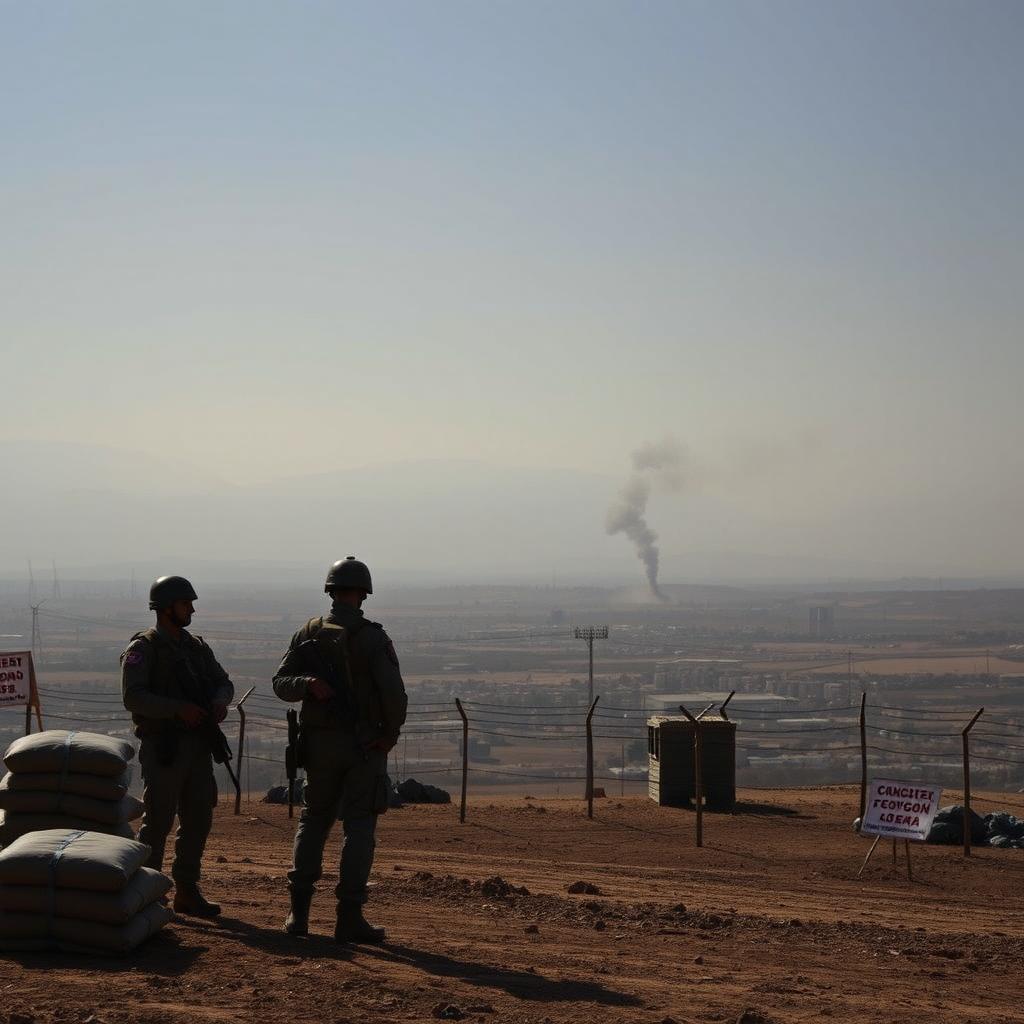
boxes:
[213,703,228,724]
[177,703,208,728]
[307,678,335,701]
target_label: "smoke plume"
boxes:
[606,439,688,600]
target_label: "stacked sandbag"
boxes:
[0,731,141,848]
[0,829,172,953]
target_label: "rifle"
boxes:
[174,652,241,797]
[285,708,300,819]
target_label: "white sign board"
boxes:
[861,778,942,841]
[0,651,32,706]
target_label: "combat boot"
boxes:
[285,889,313,937]
[334,900,386,944]
[173,883,221,918]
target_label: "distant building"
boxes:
[653,658,743,693]
[808,605,835,638]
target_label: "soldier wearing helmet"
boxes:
[273,556,407,944]
[120,575,234,918]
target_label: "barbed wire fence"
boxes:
[6,686,1024,840]
[9,606,1024,850]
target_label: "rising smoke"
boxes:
[606,439,688,601]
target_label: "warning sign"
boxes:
[0,652,33,706]
[861,778,942,841]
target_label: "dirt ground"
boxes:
[3,787,1024,1024]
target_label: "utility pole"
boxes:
[27,559,35,604]
[30,602,45,662]
[574,626,609,706]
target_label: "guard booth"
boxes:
[647,714,737,810]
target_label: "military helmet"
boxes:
[149,575,198,610]
[324,556,373,595]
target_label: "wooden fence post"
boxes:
[456,698,468,824]
[25,655,43,736]
[234,686,255,815]
[586,697,600,819]
[961,707,984,858]
[859,692,867,821]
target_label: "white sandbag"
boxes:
[0,830,149,891]
[0,812,135,846]
[0,769,131,802]
[4,731,134,778]
[0,900,173,954]
[0,867,170,925]
[0,788,143,825]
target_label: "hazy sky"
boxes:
[2,2,1023,579]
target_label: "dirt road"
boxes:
[2,787,1023,1024]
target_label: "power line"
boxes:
[867,744,964,761]
[868,725,961,739]
[869,703,977,717]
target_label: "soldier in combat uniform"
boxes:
[120,575,234,918]
[273,556,407,943]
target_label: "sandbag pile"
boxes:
[0,829,172,953]
[0,731,141,848]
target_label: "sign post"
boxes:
[0,651,43,734]
[857,778,942,879]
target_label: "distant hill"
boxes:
[4,441,1017,586]
[0,441,629,580]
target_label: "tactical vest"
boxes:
[297,616,384,741]
[126,628,210,734]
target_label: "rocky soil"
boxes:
[2,787,1023,1024]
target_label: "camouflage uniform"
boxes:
[121,625,234,885]
[273,602,407,907]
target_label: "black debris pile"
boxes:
[984,811,1024,849]
[262,781,303,805]
[926,804,1024,848]
[396,778,451,804]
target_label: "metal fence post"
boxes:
[859,692,867,821]
[679,705,703,848]
[719,690,736,721]
[234,686,255,815]
[586,697,600,818]
[962,707,984,857]
[456,698,468,824]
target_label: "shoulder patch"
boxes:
[122,640,148,666]
[384,636,400,668]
